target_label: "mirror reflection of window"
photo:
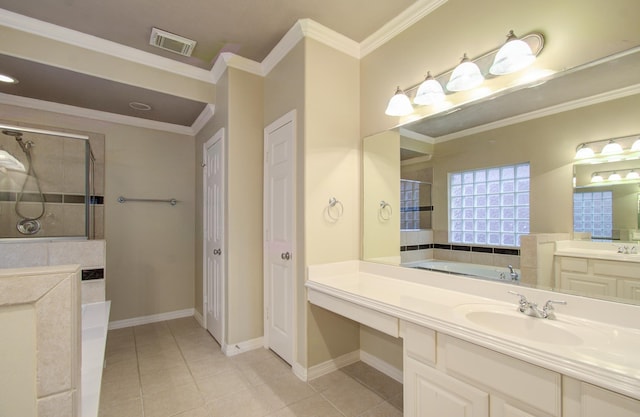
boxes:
[573,191,613,239]
[449,163,530,247]
[400,179,432,230]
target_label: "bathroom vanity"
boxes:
[306,260,640,417]
[554,240,640,302]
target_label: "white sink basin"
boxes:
[456,304,584,346]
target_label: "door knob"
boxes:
[281,252,291,260]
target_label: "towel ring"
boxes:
[328,197,344,221]
[379,200,392,221]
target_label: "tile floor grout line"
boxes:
[132,325,147,417]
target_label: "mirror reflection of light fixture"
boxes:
[384,87,414,116]
[0,149,25,172]
[0,73,18,84]
[601,140,623,155]
[413,72,445,105]
[574,134,640,160]
[590,168,640,183]
[446,54,484,92]
[608,171,622,181]
[490,30,536,75]
[626,170,640,180]
[575,143,595,159]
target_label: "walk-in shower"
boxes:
[0,124,103,239]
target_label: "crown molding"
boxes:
[298,19,360,59]
[360,0,449,58]
[261,20,306,75]
[191,104,216,134]
[211,52,262,83]
[0,93,195,135]
[0,8,214,83]
[435,83,640,143]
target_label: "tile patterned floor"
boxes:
[99,317,403,417]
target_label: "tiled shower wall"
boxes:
[0,125,105,239]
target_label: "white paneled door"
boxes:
[264,111,296,364]
[204,128,225,346]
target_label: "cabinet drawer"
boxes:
[402,321,436,366]
[559,257,588,273]
[440,335,561,417]
[593,260,640,279]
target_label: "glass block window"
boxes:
[449,163,530,247]
[573,191,613,239]
[401,180,420,230]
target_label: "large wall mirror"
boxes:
[363,46,640,305]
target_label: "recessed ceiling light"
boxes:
[0,74,18,84]
[129,101,152,111]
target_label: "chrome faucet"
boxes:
[508,291,566,319]
[617,245,637,254]
[507,265,519,281]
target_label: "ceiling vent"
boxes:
[149,28,196,57]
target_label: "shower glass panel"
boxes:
[0,124,96,239]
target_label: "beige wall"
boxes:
[0,103,196,322]
[195,68,264,345]
[304,38,361,367]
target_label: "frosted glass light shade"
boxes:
[608,172,622,181]
[490,31,536,75]
[414,72,445,105]
[0,150,25,171]
[631,138,640,151]
[446,54,484,92]
[626,170,640,180]
[575,144,595,159]
[601,140,623,155]
[591,173,604,183]
[385,87,414,116]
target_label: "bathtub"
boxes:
[407,259,520,282]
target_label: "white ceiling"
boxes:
[0,0,419,129]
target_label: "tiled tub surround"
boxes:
[0,265,82,416]
[0,239,106,303]
[306,261,640,406]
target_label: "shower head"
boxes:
[2,129,23,138]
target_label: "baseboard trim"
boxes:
[360,350,403,383]
[222,337,264,357]
[108,308,195,330]
[193,309,204,327]
[307,350,360,381]
[292,361,308,381]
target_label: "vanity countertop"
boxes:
[554,239,640,263]
[306,260,640,400]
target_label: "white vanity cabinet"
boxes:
[554,256,640,301]
[563,377,640,417]
[402,321,561,417]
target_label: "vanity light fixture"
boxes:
[384,30,545,117]
[608,171,622,181]
[590,168,640,183]
[626,170,640,180]
[446,54,484,92]
[574,143,595,159]
[601,140,623,155]
[490,30,536,75]
[413,72,445,105]
[632,137,640,151]
[384,87,414,116]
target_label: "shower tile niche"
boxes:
[0,124,104,240]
